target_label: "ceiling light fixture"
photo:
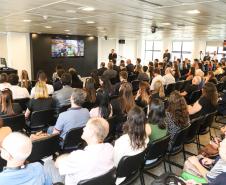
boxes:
[186,9,200,14]
[66,10,76,13]
[23,19,32,22]
[81,7,95,11]
[45,26,52,29]
[161,22,171,25]
[64,30,70,32]
[86,21,95,24]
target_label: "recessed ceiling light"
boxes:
[81,7,95,11]
[66,10,76,13]
[87,33,92,36]
[86,21,95,24]
[161,22,171,26]
[64,30,70,32]
[203,30,209,32]
[45,26,52,29]
[99,30,106,33]
[186,9,200,14]
[23,19,32,22]
[97,26,104,30]
[67,33,72,35]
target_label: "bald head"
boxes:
[1,132,32,161]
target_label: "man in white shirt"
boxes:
[30,71,54,98]
[150,68,165,91]
[163,67,175,86]
[44,117,114,185]
[0,73,11,91]
[8,74,29,99]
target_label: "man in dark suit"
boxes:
[126,59,134,75]
[163,49,171,63]
[102,62,117,80]
[108,49,117,61]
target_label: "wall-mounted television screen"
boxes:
[51,39,84,57]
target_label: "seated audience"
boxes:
[188,82,218,118]
[148,98,167,142]
[52,68,65,91]
[25,81,53,120]
[113,71,131,95]
[186,138,226,183]
[0,132,51,184]
[173,62,181,81]
[69,68,83,88]
[50,88,90,139]
[205,71,218,85]
[99,75,114,96]
[126,59,135,75]
[52,73,73,111]
[143,66,150,80]
[111,82,135,116]
[163,67,175,85]
[214,63,224,75]
[137,66,149,81]
[45,117,114,184]
[8,73,29,100]
[218,83,226,116]
[20,70,32,91]
[90,71,100,89]
[135,81,151,108]
[84,77,96,104]
[119,60,126,71]
[180,76,201,97]
[166,91,190,151]
[152,80,165,100]
[186,67,196,81]
[196,69,205,89]
[30,71,54,98]
[0,73,11,91]
[114,106,151,184]
[150,68,165,91]
[0,118,12,144]
[0,89,22,116]
[102,62,117,80]
[97,62,107,76]
[90,88,112,119]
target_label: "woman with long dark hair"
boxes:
[84,78,96,104]
[188,82,218,117]
[166,91,190,151]
[99,75,114,96]
[89,89,112,119]
[114,106,151,168]
[111,82,135,116]
[0,89,22,116]
[135,81,151,107]
[148,98,167,142]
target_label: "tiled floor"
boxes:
[132,119,225,185]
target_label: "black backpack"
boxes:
[151,173,186,185]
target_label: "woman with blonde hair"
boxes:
[135,81,151,107]
[152,80,165,99]
[25,81,53,119]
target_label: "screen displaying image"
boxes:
[51,39,84,57]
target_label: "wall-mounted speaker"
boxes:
[119,39,125,44]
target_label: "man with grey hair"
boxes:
[0,132,51,184]
[45,117,114,185]
[51,88,90,139]
[180,76,201,97]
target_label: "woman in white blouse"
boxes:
[113,106,151,184]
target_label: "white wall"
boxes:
[0,33,8,60]
[6,32,31,78]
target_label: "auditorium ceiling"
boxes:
[0,0,226,40]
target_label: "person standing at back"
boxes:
[163,49,171,63]
[108,49,117,61]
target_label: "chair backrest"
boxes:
[78,168,116,185]
[175,81,184,91]
[27,134,60,162]
[131,80,140,92]
[145,135,170,160]
[202,111,217,129]
[165,83,176,96]
[62,127,84,151]
[30,109,55,129]
[2,114,26,131]
[116,151,145,178]
[187,90,202,105]
[182,79,192,91]
[216,82,224,93]
[14,98,30,111]
[185,116,205,142]
[170,124,190,152]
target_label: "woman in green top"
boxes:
[148,98,167,142]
